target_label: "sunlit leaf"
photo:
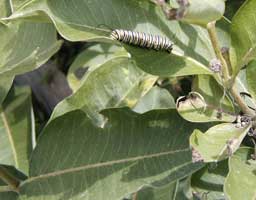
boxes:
[224,147,256,200]
[230,0,256,76]
[190,123,251,162]
[19,108,204,200]
[0,86,34,175]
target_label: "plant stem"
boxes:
[207,21,230,84]
[207,21,254,116]
[230,85,255,116]
[0,166,20,193]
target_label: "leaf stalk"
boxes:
[0,166,20,193]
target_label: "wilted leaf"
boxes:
[68,43,129,92]
[177,92,236,123]
[19,108,204,200]
[230,0,256,76]
[0,21,61,103]
[0,86,34,175]
[190,123,251,162]
[224,147,256,200]
[133,86,176,113]
[52,57,157,127]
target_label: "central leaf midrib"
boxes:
[21,148,190,185]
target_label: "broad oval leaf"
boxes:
[0,86,34,175]
[19,108,205,200]
[68,43,129,92]
[180,0,225,26]
[190,123,251,162]
[224,147,256,200]
[6,0,222,77]
[52,57,157,127]
[133,86,176,113]
[246,60,256,100]
[0,21,61,103]
[230,0,256,76]
[127,46,212,77]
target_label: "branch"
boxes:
[0,166,20,193]
[206,21,254,116]
[207,21,230,85]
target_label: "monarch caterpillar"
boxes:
[110,29,173,53]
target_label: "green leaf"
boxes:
[127,46,212,77]
[234,69,256,110]
[176,92,236,123]
[224,147,256,200]
[175,177,194,200]
[0,165,26,199]
[0,86,34,175]
[230,0,256,76]
[191,160,229,200]
[52,57,157,127]
[0,0,12,18]
[192,75,234,114]
[7,0,222,71]
[180,0,225,26]
[19,108,204,200]
[134,181,178,200]
[0,21,61,103]
[133,86,176,113]
[246,60,256,100]
[68,43,129,92]
[190,123,251,162]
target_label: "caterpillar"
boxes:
[110,29,173,53]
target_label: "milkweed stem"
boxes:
[0,166,20,193]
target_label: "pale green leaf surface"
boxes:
[181,0,225,26]
[230,0,256,76]
[246,60,256,100]
[0,86,34,175]
[52,57,158,127]
[19,108,205,200]
[68,43,129,92]
[190,123,251,162]
[0,21,61,103]
[133,86,176,113]
[126,46,212,77]
[224,147,256,200]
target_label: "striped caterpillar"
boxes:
[110,29,173,53]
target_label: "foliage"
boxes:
[0,0,256,199]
